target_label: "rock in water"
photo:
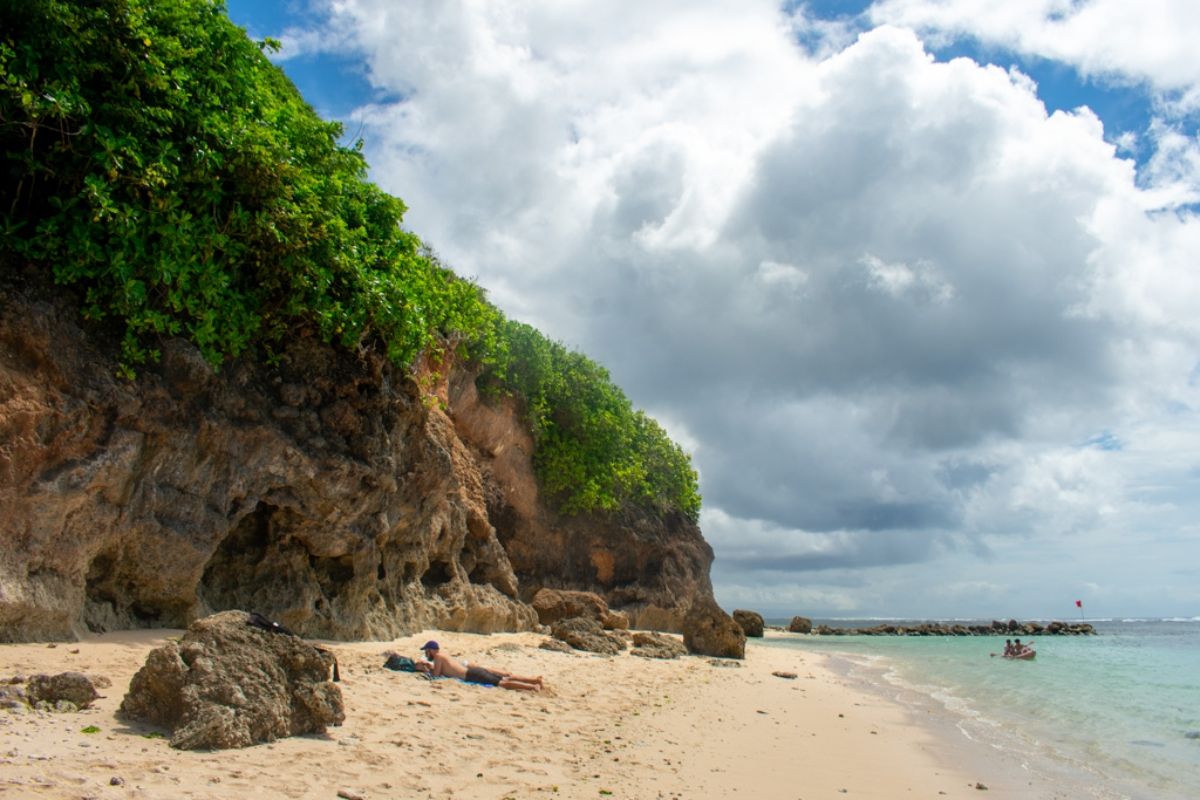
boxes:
[732,609,764,638]
[25,672,100,709]
[788,616,813,634]
[683,597,745,659]
[119,610,343,750]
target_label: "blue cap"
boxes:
[421,640,439,651]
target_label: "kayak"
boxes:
[1004,650,1036,660]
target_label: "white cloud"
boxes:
[868,0,1200,104]
[291,1,1200,616]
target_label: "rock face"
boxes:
[0,296,713,640]
[682,597,745,659]
[120,610,343,750]
[732,609,764,638]
[788,616,813,634]
[450,370,713,631]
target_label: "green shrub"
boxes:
[485,321,701,521]
[0,0,698,521]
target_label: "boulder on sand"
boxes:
[629,631,687,660]
[788,616,813,634]
[531,588,628,630]
[550,617,627,655]
[25,672,100,709]
[732,609,764,638]
[119,610,343,750]
[683,597,745,659]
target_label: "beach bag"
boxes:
[383,654,418,672]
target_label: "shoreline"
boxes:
[764,631,1148,800]
[2,628,1056,798]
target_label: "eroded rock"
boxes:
[550,617,627,655]
[732,609,764,638]
[531,588,629,630]
[0,296,712,642]
[683,597,745,659]
[25,672,100,709]
[119,610,343,750]
[788,616,813,634]
[629,631,686,660]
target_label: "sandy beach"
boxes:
[1,629,1059,799]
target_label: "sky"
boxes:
[224,0,1200,620]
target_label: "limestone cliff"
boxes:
[0,295,713,641]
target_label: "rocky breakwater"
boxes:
[0,296,713,641]
[809,619,1096,636]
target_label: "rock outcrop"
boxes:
[449,371,713,631]
[732,609,764,637]
[629,631,687,660]
[531,588,629,630]
[0,295,714,641]
[788,616,813,634]
[120,610,343,750]
[682,596,746,659]
[549,617,627,655]
[25,672,100,709]
[806,620,1096,636]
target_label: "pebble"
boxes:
[110,777,125,786]
[337,790,365,800]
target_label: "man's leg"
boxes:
[489,666,544,687]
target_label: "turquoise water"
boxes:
[764,618,1200,800]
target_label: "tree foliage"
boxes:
[0,0,699,522]
[485,321,701,521]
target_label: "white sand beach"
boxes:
[1,629,1062,799]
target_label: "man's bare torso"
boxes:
[430,652,468,679]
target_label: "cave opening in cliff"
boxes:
[197,501,275,612]
[421,559,454,588]
[309,552,354,593]
[83,550,122,632]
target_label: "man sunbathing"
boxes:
[416,640,544,691]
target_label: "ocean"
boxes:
[763,618,1200,800]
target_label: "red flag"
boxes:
[1075,600,1083,608]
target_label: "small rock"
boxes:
[771,671,797,680]
[975,782,989,791]
[26,673,100,710]
[110,777,125,786]
[706,658,742,668]
[337,790,365,800]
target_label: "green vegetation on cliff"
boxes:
[0,0,700,521]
